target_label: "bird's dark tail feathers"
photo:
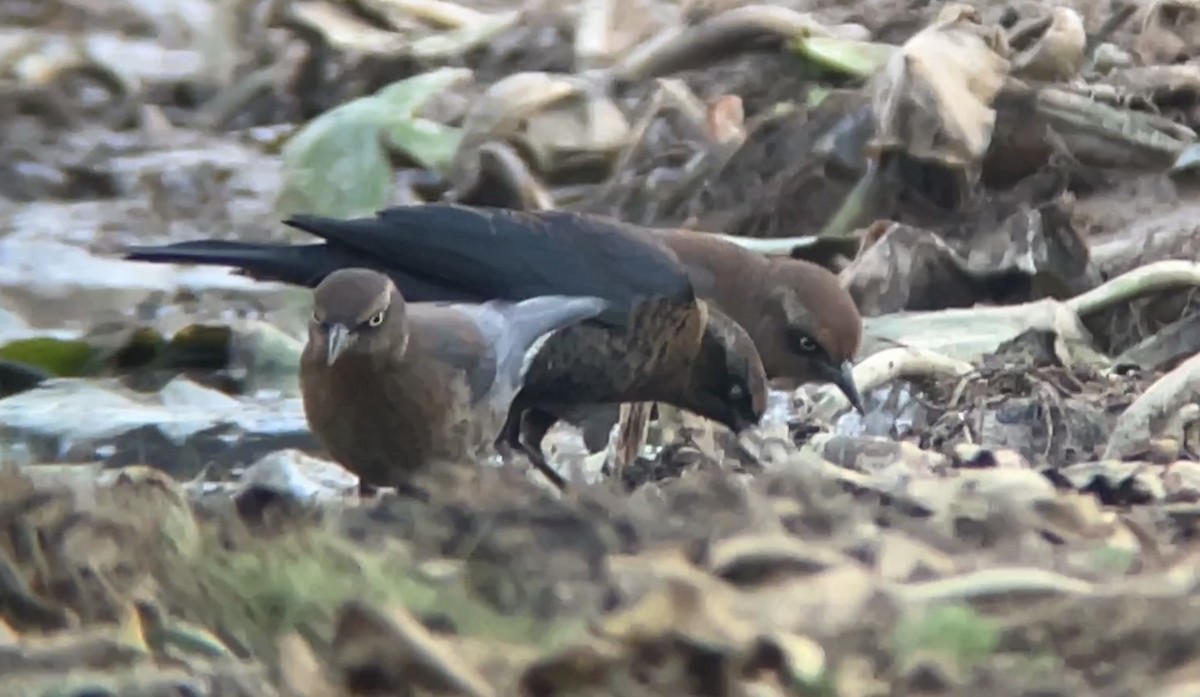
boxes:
[121,241,333,288]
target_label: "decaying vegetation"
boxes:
[5,0,1200,693]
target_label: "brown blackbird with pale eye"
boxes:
[122,203,859,466]
[301,267,608,487]
[660,231,862,399]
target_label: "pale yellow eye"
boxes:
[367,310,385,327]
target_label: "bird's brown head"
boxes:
[760,259,865,412]
[309,268,407,367]
[686,304,769,434]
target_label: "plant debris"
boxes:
[6,0,1200,692]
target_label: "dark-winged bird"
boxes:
[123,204,859,469]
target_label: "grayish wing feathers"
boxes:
[453,295,608,410]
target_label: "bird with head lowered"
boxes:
[126,205,776,483]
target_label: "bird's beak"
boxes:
[831,360,865,414]
[325,323,354,366]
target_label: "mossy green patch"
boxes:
[893,603,1000,671]
[165,523,583,668]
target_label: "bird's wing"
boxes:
[446,296,608,409]
[121,240,485,301]
[122,241,344,286]
[283,204,693,327]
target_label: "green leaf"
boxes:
[383,118,462,172]
[372,67,472,117]
[276,67,471,218]
[792,36,896,79]
[806,86,833,107]
[277,106,392,219]
[0,338,97,377]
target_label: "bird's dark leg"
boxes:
[495,407,522,462]
[520,408,568,491]
[496,406,566,491]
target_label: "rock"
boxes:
[0,376,314,479]
[237,449,359,501]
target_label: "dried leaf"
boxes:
[518,638,628,695]
[706,94,745,145]
[516,93,631,175]
[289,2,408,55]
[598,571,758,652]
[410,10,522,60]
[1136,0,1200,64]
[279,632,339,697]
[755,632,826,685]
[364,0,487,29]
[333,600,494,697]
[732,565,877,635]
[1010,8,1087,82]
[869,5,1009,174]
[875,532,956,582]
[1106,353,1200,460]
[706,535,849,585]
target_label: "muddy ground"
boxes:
[4,0,1200,694]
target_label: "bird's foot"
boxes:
[492,435,568,493]
[513,437,567,493]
